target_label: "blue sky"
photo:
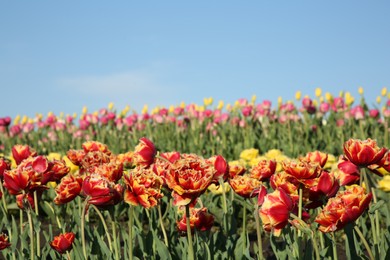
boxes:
[1,1,389,119]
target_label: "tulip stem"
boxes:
[0,181,8,213]
[158,203,169,247]
[242,202,247,256]
[371,187,381,254]
[128,205,134,260]
[66,251,71,260]
[80,198,89,260]
[33,191,40,258]
[108,211,120,260]
[354,225,374,260]
[331,232,338,260]
[185,204,195,260]
[254,203,264,260]
[218,178,229,235]
[297,187,303,237]
[26,207,35,260]
[91,205,112,251]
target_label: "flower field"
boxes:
[0,88,390,260]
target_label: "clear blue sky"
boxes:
[1,1,389,119]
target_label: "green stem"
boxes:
[331,232,338,260]
[218,178,229,235]
[80,198,89,260]
[108,211,120,260]
[91,205,112,251]
[297,187,303,237]
[66,251,71,260]
[185,204,194,260]
[26,207,35,260]
[254,203,264,260]
[44,201,63,231]
[371,187,381,254]
[311,232,320,260]
[354,225,374,260]
[362,169,378,247]
[0,181,8,213]
[128,205,134,260]
[242,202,247,256]
[158,203,169,247]
[33,191,40,257]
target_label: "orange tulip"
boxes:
[301,151,328,168]
[82,141,111,155]
[343,138,386,166]
[250,159,276,181]
[282,160,321,180]
[124,167,164,209]
[54,175,83,205]
[164,154,215,206]
[229,174,263,198]
[315,185,372,232]
[50,232,75,254]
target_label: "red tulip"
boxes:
[336,158,361,186]
[301,151,328,168]
[250,159,276,181]
[132,137,156,167]
[82,174,123,207]
[50,232,75,254]
[343,138,386,166]
[315,185,372,232]
[12,144,37,165]
[177,207,215,232]
[259,188,294,236]
[0,158,11,180]
[0,233,11,250]
[282,160,321,180]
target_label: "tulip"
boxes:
[315,185,372,232]
[336,159,361,185]
[343,138,386,167]
[54,175,83,205]
[164,154,215,206]
[177,207,215,233]
[207,155,229,182]
[301,151,328,168]
[0,158,11,180]
[249,159,276,181]
[82,174,123,207]
[88,162,123,183]
[378,175,390,192]
[304,171,339,208]
[50,232,75,254]
[11,144,37,165]
[270,171,299,200]
[0,233,11,250]
[229,174,263,198]
[259,188,294,236]
[123,167,164,209]
[133,137,157,167]
[282,160,321,180]
[82,141,111,155]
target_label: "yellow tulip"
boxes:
[21,115,28,124]
[47,152,62,161]
[277,96,283,106]
[203,97,213,106]
[82,106,88,115]
[226,103,232,111]
[151,107,159,115]
[325,92,333,103]
[251,95,257,104]
[249,156,268,167]
[264,149,283,159]
[345,92,354,106]
[208,182,231,195]
[93,111,99,117]
[198,105,205,112]
[14,115,20,125]
[315,88,322,97]
[358,87,364,95]
[217,100,224,110]
[377,96,382,104]
[108,102,114,110]
[295,91,301,101]
[73,112,77,119]
[169,105,175,113]
[381,87,387,97]
[378,175,390,192]
[240,148,259,162]
[62,155,79,174]
[142,105,149,114]
[180,101,186,108]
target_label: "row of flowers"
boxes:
[1,136,389,259]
